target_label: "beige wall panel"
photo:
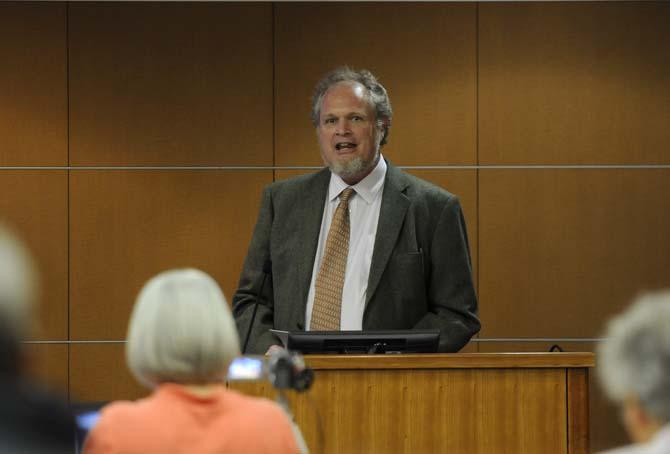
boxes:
[478,341,628,451]
[0,171,68,340]
[276,168,479,287]
[479,2,670,165]
[70,170,272,340]
[69,3,273,166]
[479,169,670,338]
[70,343,144,402]
[0,2,67,166]
[24,343,69,395]
[477,341,564,354]
[275,3,476,166]
[478,342,597,355]
[458,341,477,354]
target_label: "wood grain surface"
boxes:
[231,353,591,454]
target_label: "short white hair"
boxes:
[597,290,670,423]
[0,223,37,340]
[126,268,240,388]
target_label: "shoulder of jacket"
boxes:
[267,168,329,194]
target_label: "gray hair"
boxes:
[126,268,240,388]
[310,66,393,146]
[597,290,670,423]
[0,224,37,341]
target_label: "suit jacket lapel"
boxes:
[366,162,410,305]
[293,168,330,321]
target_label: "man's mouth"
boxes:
[335,142,357,151]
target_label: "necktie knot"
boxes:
[339,187,355,205]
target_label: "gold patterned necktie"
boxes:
[310,187,355,331]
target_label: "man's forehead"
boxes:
[325,81,366,98]
[321,82,371,115]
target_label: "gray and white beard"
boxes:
[330,155,365,179]
[328,151,379,183]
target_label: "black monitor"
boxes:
[282,329,440,354]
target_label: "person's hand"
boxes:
[265,344,285,356]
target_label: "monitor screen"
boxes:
[70,401,106,452]
[284,329,440,354]
[227,356,265,380]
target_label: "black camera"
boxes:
[267,350,314,392]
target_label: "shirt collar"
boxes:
[328,154,387,204]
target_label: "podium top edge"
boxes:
[302,352,595,370]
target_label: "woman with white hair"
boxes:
[597,290,670,453]
[84,268,298,454]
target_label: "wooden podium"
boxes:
[230,353,594,454]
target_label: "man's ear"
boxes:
[380,117,390,131]
[376,118,389,144]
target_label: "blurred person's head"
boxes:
[0,224,75,454]
[597,290,670,443]
[311,67,392,185]
[0,223,38,377]
[126,268,240,389]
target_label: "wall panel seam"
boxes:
[271,2,276,180]
[3,165,670,170]
[475,1,481,353]
[65,0,71,401]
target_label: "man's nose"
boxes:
[335,120,352,135]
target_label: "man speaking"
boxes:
[233,67,480,354]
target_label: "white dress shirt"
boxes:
[304,156,387,330]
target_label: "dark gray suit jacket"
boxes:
[232,162,480,353]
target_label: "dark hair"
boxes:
[311,67,393,146]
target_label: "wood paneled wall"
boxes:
[1,2,668,450]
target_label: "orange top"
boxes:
[83,383,299,454]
